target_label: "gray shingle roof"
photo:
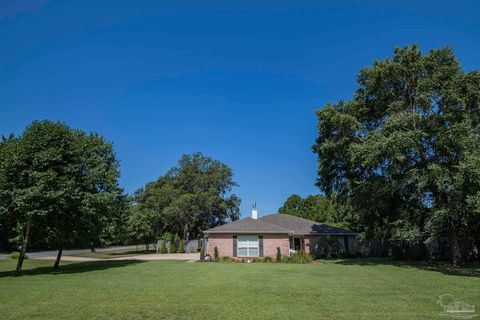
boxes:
[204,214,355,236]
[204,217,291,234]
[260,214,355,236]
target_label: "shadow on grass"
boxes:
[333,258,480,277]
[0,259,145,278]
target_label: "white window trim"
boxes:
[237,236,259,257]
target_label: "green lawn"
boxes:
[0,258,479,320]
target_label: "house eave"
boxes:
[204,231,292,235]
[303,232,356,236]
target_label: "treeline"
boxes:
[0,121,240,274]
[278,194,356,230]
[311,45,480,265]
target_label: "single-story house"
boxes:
[204,206,356,259]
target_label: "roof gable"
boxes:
[204,217,291,234]
[260,214,355,236]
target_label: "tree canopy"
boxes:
[312,45,480,264]
[278,194,355,229]
[130,152,240,241]
[0,120,126,271]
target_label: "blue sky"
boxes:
[1,1,479,217]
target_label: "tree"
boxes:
[0,121,126,273]
[279,194,355,229]
[0,134,20,253]
[312,45,480,265]
[177,240,185,253]
[133,152,241,240]
[160,241,167,254]
[126,207,158,251]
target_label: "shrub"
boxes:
[177,240,185,253]
[214,246,219,260]
[281,255,290,263]
[160,241,168,254]
[169,243,177,253]
[286,250,312,264]
[221,256,234,263]
[276,247,281,263]
[199,247,206,261]
[249,256,273,263]
[10,252,28,260]
[263,256,274,263]
[317,236,341,258]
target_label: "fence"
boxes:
[356,236,479,261]
[156,239,204,253]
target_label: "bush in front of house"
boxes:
[263,256,274,263]
[213,246,219,261]
[11,252,28,260]
[199,247,207,261]
[248,256,274,263]
[317,235,341,258]
[177,240,185,253]
[169,243,177,253]
[286,250,312,264]
[276,247,281,263]
[160,241,168,254]
[221,256,234,262]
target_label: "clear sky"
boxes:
[1,1,479,217]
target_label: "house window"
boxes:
[237,236,259,257]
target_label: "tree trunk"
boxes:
[474,235,480,260]
[54,248,63,269]
[15,215,32,276]
[448,224,461,266]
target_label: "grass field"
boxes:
[1,258,479,320]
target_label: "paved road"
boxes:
[0,245,150,260]
[34,252,200,262]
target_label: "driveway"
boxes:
[33,252,200,262]
[0,245,151,260]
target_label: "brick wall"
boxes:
[207,233,289,258]
[207,234,234,257]
[263,234,289,257]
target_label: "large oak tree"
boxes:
[312,46,480,265]
[130,152,240,241]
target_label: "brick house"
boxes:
[204,206,356,259]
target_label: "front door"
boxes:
[294,237,301,251]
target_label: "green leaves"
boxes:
[130,152,240,241]
[0,120,126,252]
[313,45,480,260]
[279,194,354,228]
